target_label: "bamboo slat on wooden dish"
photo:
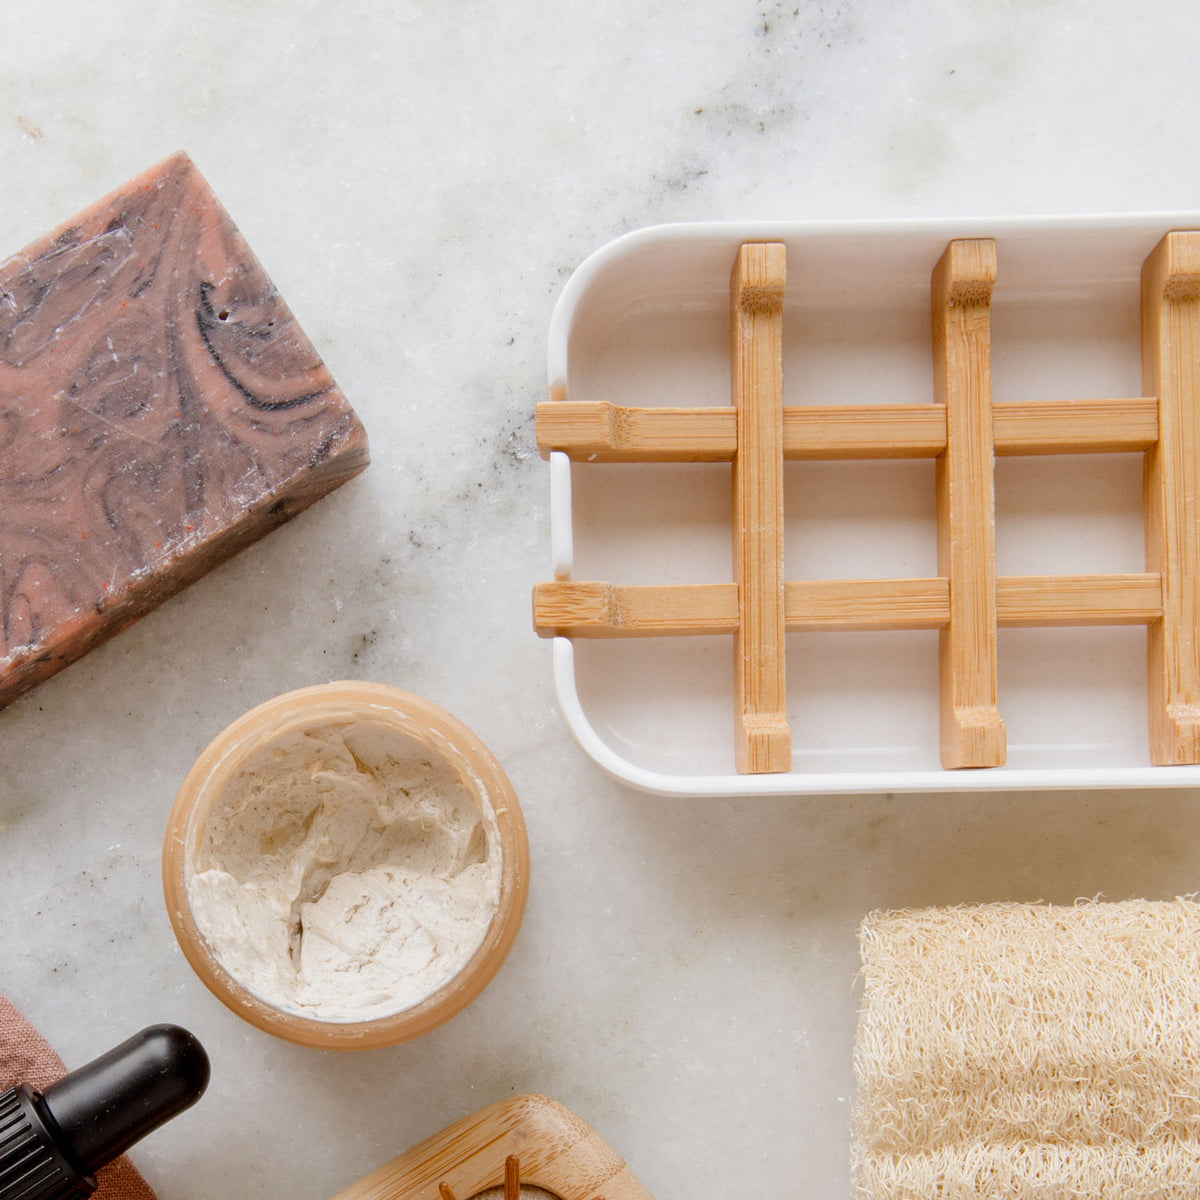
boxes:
[326,1094,654,1200]
[932,239,1006,769]
[731,243,791,773]
[535,396,1158,461]
[1142,230,1200,765]
[533,573,1162,637]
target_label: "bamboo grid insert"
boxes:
[533,233,1200,771]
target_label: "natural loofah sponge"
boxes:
[852,899,1200,1199]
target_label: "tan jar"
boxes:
[163,681,529,1050]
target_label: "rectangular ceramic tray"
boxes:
[540,216,1200,795]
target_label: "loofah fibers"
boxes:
[852,899,1200,1199]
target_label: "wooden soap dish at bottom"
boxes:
[326,1094,654,1200]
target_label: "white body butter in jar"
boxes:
[163,682,529,1050]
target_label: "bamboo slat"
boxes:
[933,239,1006,768]
[1143,231,1200,764]
[783,405,946,458]
[535,402,737,462]
[996,573,1162,627]
[534,575,1162,638]
[784,578,948,630]
[533,581,740,637]
[993,397,1158,455]
[536,396,1158,462]
[731,243,791,773]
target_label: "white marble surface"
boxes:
[3,2,1200,1198]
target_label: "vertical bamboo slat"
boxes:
[932,239,1006,769]
[504,1156,521,1200]
[731,242,791,773]
[1142,231,1200,765]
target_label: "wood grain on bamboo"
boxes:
[535,397,1159,461]
[730,243,791,774]
[326,1094,653,1200]
[1142,231,1200,765]
[931,239,1006,769]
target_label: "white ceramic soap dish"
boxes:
[535,217,1200,796]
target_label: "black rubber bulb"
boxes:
[0,1025,209,1200]
[40,1025,210,1171]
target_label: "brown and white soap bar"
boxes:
[0,152,369,707]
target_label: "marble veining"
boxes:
[2,4,1200,1200]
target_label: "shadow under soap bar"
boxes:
[0,152,369,707]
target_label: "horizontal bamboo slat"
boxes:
[996,573,1162,626]
[537,397,1158,461]
[784,404,946,457]
[534,573,1162,637]
[535,402,736,462]
[788,578,949,630]
[993,397,1158,455]
[533,580,740,637]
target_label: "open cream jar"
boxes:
[163,682,529,1050]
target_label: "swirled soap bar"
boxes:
[0,153,369,706]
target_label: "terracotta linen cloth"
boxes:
[0,995,157,1199]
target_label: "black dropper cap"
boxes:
[0,1025,209,1200]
